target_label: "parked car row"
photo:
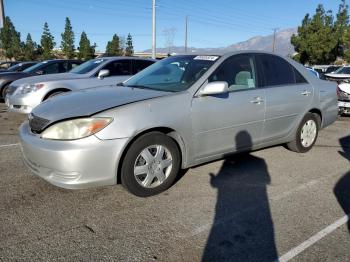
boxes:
[5,57,155,114]
[0,59,82,99]
[15,51,337,196]
[310,65,342,79]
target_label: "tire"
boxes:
[1,84,9,100]
[121,132,181,197]
[286,113,320,153]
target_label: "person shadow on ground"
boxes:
[334,135,350,232]
[202,131,278,262]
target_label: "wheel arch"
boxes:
[0,81,12,98]
[116,127,187,184]
[308,108,322,127]
[43,88,72,101]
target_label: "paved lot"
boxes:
[0,102,350,262]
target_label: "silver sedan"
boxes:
[19,51,338,197]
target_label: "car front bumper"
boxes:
[6,92,44,114]
[20,121,129,189]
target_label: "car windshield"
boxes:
[23,61,47,73]
[6,63,22,71]
[334,67,350,74]
[70,58,107,74]
[123,55,219,92]
[7,63,32,72]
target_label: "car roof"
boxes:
[42,59,82,63]
[97,56,157,62]
[172,50,291,59]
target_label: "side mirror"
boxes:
[98,69,109,79]
[36,70,44,75]
[199,81,228,96]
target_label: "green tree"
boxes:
[105,34,121,56]
[23,33,37,60]
[40,22,56,59]
[125,33,134,56]
[77,31,95,60]
[61,17,75,59]
[291,5,338,64]
[335,0,349,57]
[0,16,22,60]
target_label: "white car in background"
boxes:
[338,82,350,114]
[5,57,155,114]
[325,66,350,80]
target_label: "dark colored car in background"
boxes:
[0,61,38,73]
[0,59,82,99]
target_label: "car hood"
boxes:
[339,83,350,94]
[30,85,172,131]
[12,73,86,86]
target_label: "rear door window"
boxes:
[258,54,295,86]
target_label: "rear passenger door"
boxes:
[256,54,313,142]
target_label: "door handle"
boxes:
[301,90,312,96]
[250,96,264,104]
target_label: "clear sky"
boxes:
[6,0,342,52]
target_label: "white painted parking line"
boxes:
[276,214,350,262]
[0,143,20,148]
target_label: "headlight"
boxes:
[41,117,113,140]
[18,83,45,94]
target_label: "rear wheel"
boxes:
[121,132,181,197]
[286,113,319,153]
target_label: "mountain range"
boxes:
[142,28,297,56]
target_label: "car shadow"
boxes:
[202,131,278,262]
[334,135,350,232]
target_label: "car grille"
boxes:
[29,114,50,134]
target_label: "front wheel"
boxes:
[286,113,320,153]
[121,132,181,197]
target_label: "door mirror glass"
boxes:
[199,81,228,96]
[98,69,109,79]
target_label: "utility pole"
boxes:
[184,16,188,53]
[272,28,279,53]
[152,0,156,59]
[0,0,4,28]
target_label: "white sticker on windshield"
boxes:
[194,55,219,61]
[94,59,104,64]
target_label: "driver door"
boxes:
[191,54,266,160]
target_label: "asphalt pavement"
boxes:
[0,103,350,262]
